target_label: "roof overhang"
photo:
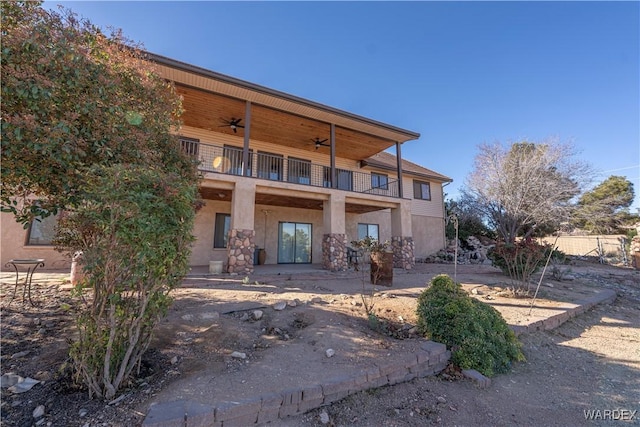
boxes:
[146,52,420,160]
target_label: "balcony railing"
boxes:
[186,140,399,198]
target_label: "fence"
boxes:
[541,235,628,265]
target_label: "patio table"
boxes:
[5,259,45,306]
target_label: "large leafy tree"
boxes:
[2,1,200,399]
[1,1,194,224]
[463,140,591,244]
[572,176,636,234]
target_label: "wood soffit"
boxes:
[176,85,397,161]
[149,54,420,161]
[199,187,387,214]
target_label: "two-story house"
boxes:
[1,52,451,274]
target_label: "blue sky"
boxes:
[45,1,640,211]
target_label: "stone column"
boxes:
[391,236,415,269]
[391,199,414,270]
[228,180,256,275]
[228,229,256,274]
[322,193,347,271]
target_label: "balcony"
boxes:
[183,140,400,198]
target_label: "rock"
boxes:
[287,300,297,307]
[240,313,250,321]
[471,288,479,295]
[79,408,88,417]
[33,404,45,418]
[35,419,45,426]
[436,396,447,404]
[200,312,220,320]
[273,301,287,311]
[11,350,30,359]
[319,409,330,424]
[231,351,247,359]
[8,377,40,394]
[253,310,263,320]
[325,349,335,358]
[37,328,46,335]
[1,373,21,388]
[170,356,178,365]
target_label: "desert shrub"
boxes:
[54,164,198,399]
[416,275,524,377]
[487,239,556,290]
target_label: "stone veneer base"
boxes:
[322,233,348,272]
[392,236,415,269]
[227,229,255,275]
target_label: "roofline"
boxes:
[145,52,420,141]
[361,159,453,183]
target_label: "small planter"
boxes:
[370,251,393,286]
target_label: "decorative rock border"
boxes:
[142,341,450,427]
[509,289,616,336]
[391,236,415,269]
[322,233,348,272]
[227,229,255,275]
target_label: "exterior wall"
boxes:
[0,213,70,269]
[412,215,446,259]
[190,202,323,266]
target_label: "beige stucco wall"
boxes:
[1,213,71,269]
[412,215,446,259]
[190,201,324,266]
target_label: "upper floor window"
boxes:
[224,145,253,176]
[413,180,431,200]
[257,151,283,181]
[27,214,59,245]
[287,157,311,185]
[180,136,199,157]
[371,173,388,190]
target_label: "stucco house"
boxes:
[1,52,451,274]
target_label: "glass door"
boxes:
[278,222,312,264]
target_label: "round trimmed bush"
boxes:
[416,274,525,377]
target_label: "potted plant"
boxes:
[352,236,393,286]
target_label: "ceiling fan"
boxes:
[219,118,244,133]
[312,137,330,149]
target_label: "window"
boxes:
[337,169,353,191]
[27,215,58,245]
[371,173,388,190]
[287,157,311,185]
[224,145,252,176]
[324,167,353,191]
[357,223,379,241]
[322,167,333,188]
[257,151,283,181]
[413,180,431,200]
[213,213,231,249]
[180,136,199,157]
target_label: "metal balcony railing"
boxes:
[184,140,400,198]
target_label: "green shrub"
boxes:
[487,239,555,290]
[54,164,198,399]
[416,274,525,377]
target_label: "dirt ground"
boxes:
[1,259,638,427]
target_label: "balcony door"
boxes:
[278,222,312,264]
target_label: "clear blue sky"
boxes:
[46,1,640,211]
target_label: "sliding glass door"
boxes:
[278,222,312,264]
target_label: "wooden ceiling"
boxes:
[177,85,397,161]
[199,187,386,214]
